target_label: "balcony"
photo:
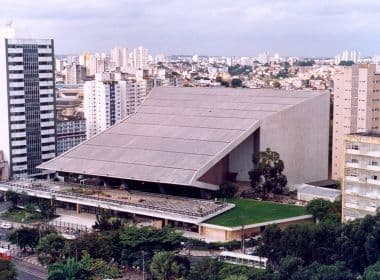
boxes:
[367,179,380,186]
[345,176,361,183]
[367,151,380,158]
[367,165,380,172]
[346,162,360,169]
[346,149,362,155]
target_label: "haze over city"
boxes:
[2,0,380,56]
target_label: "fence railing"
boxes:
[0,181,228,218]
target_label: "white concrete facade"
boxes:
[342,133,380,221]
[41,88,330,191]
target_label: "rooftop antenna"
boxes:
[5,20,12,28]
[2,19,15,39]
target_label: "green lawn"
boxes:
[206,199,307,227]
[0,208,44,224]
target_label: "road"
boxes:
[13,259,46,280]
[0,228,46,280]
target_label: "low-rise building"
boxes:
[0,151,9,181]
[56,118,86,155]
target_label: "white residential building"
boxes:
[84,72,147,138]
[132,46,148,69]
[84,73,122,138]
[342,133,380,221]
[110,47,129,70]
[0,26,56,178]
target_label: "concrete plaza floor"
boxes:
[52,209,97,229]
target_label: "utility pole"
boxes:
[142,250,145,280]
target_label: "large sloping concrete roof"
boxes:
[40,87,325,190]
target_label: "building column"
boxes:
[198,226,203,235]
[76,203,80,214]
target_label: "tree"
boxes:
[278,256,304,280]
[0,259,17,280]
[37,198,56,220]
[221,81,230,87]
[273,81,281,88]
[306,199,341,222]
[5,190,19,209]
[364,261,380,280]
[7,227,39,252]
[248,148,287,199]
[37,233,66,265]
[257,225,283,266]
[150,251,190,280]
[218,182,237,199]
[79,251,122,280]
[93,208,122,231]
[187,258,222,280]
[291,262,355,280]
[231,78,242,88]
[47,257,82,280]
[339,61,355,66]
[120,226,182,268]
[223,276,248,280]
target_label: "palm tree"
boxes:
[150,251,175,280]
[150,252,189,280]
[47,257,82,280]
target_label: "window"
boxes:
[372,175,378,180]
[370,161,379,166]
[351,159,359,163]
[351,144,359,150]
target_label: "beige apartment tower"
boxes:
[332,64,380,180]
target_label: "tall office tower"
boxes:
[132,46,148,69]
[84,73,122,138]
[332,64,380,180]
[0,28,56,178]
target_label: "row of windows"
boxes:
[8,61,53,66]
[9,86,54,91]
[7,44,52,49]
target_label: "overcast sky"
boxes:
[2,0,380,57]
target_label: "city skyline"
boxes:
[2,0,380,57]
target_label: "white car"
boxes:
[0,222,12,230]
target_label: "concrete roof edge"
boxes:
[200,214,313,231]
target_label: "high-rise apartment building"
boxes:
[84,72,148,138]
[111,47,128,70]
[342,133,380,221]
[65,63,86,84]
[0,29,56,178]
[332,64,380,180]
[132,46,148,69]
[84,73,122,138]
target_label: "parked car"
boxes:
[0,222,12,230]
